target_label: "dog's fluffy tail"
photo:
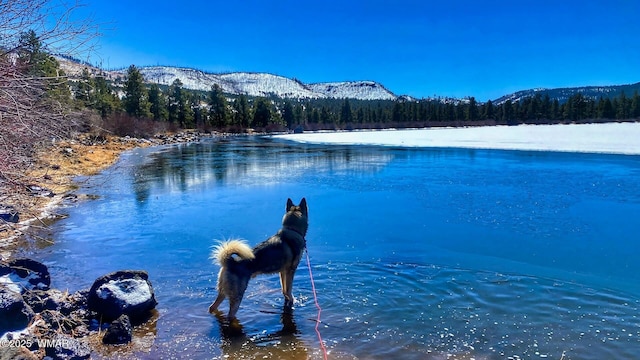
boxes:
[211,239,255,267]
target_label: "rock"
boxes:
[22,289,72,314]
[26,185,55,198]
[0,284,34,334]
[87,270,157,322]
[0,345,39,360]
[0,205,19,223]
[43,334,90,360]
[0,258,51,293]
[102,314,132,345]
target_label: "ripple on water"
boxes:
[306,261,640,360]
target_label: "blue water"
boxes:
[33,136,640,359]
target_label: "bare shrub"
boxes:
[0,0,99,214]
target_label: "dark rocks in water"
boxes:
[0,284,34,334]
[22,289,80,316]
[102,314,133,345]
[87,270,157,322]
[1,262,157,358]
[0,258,51,292]
[0,204,19,223]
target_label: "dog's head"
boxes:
[282,198,308,237]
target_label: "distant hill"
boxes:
[493,82,640,105]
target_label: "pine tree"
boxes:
[93,75,119,118]
[232,94,251,128]
[483,100,494,120]
[208,84,229,128]
[616,92,630,119]
[551,99,560,120]
[252,97,271,128]
[148,84,168,121]
[631,91,640,118]
[282,100,295,129]
[168,79,184,124]
[75,68,94,106]
[17,30,70,103]
[123,65,151,118]
[466,97,479,121]
[340,99,353,124]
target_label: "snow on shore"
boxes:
[275,123,640,155]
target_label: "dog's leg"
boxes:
[279,271,288,299]
[209,293,226,313]
[228,278,250,319]
[283,269,295,308]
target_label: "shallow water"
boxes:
[31,136,640,359]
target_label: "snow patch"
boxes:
[275,123,640,155]
[96,279,152,306]
[0,272,43,293]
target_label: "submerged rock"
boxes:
[102,314,132,345]
[87,270,157,322]
[0,284,34,334]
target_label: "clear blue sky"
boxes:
[76,0,639,101]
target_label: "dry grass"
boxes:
[28,135,150,193]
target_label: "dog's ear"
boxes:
[299,198,308,216]
[286,198,295,212]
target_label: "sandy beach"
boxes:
[275,122,640,155]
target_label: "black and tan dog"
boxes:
[209,198,308,319]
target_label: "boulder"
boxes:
[0,258,51,293]
[102,314,132,345]
[0,284,34,334]
[87,270,157,322]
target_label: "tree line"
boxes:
[74,65,640,135]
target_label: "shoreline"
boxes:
[0,131,207,259]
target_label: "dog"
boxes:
[209,198,308,319]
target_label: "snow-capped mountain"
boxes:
[56,56,399,100]
[307,81,396,100]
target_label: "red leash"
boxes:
[305,249,328,360]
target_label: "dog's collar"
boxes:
[283,226,306,238]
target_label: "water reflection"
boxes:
[130,137,394,202]
[212,309,308,359]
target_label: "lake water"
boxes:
[32,136,640,359]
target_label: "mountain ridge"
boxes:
[57,56,639,104]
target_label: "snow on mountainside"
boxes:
[307,81,396,100]
[55,56,398,100]
[110,65,397,100]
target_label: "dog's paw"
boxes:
[284,298,294,309]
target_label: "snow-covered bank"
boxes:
[274,123,640,155]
